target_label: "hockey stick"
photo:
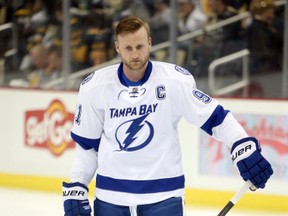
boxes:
[217,180,254,216]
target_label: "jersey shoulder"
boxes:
[79,63,120,92]
[151,61,196,85]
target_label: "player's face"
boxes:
[115,27,151,75]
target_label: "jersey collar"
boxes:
[117,60,152,87]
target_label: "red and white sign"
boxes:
[24,99,75,156]
[199,114,288,180]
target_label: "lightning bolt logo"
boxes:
[115,114,154,152]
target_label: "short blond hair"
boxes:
[115,16,151,39]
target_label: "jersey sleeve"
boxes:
[179,77,221,128]
[71,84,104,152]
[179,78,248,147]
[70,144,98,186]
[211,112,248,148]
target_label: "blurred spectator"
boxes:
[142,0,155,15]
[29,43,49,71]
[190,0,245,76]
[177,0,207,34]
[84,10,113,66]
[10,43,48,87]
[205,0,245,54]
[12,0,62,72]
[46,45,62,74]
[176,0,207,68]
[25,44,49,87]
[29,0,49,28]
[37,45,62,88]
[225,0,252,11]
[113,0,151,24]
[13,44,63,88]
[149,0,171,44]
[245,0,283,74]
[14,0,50,40]
[16,1,62,73]
[70,18,89,70]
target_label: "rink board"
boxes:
[0,88,287,212]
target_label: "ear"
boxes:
[115,41,120,54]
[148,37,152,49]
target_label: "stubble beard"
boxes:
[123,55,149,72]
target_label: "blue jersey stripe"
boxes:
[70,132,101,152]
[96,174,185,194]
[201,105,229,136]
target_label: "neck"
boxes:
[123,62,148,82]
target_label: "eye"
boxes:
[136,45,143,50]
[126,46,132,51]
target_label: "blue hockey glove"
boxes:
[63,182,92,216]
[231,137,273,189]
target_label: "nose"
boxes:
[131,50,139,59]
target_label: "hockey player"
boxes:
[62,16,273,216]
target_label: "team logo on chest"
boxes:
[118,87,146,99]
[115,114,154,152]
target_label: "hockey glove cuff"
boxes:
[231,137,273,189]
[63,182,92,216]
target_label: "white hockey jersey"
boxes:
[71,60,247,206]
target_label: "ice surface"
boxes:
[0,187,286,216]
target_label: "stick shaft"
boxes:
[217,181,252,216]
[230,180,252,204]
[217,201,234,216]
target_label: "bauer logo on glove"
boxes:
[63,189,86,197]
[231,141,258,164]
[231,137,273,189]
[62,182,92,216]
